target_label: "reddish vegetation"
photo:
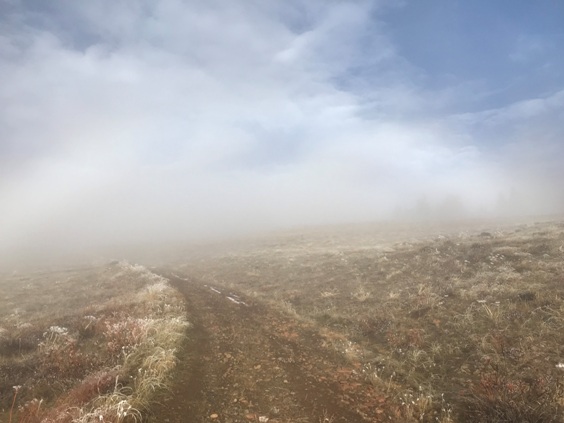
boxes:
[3,219,564,422]
[0,262,187,423]
[174,219,564,422]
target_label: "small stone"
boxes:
[210,414,219,419]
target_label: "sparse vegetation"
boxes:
[179,219,564,422]
[3,219,564,422]
[0,261,188,422]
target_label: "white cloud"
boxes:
[509,35,546,64]
[455,89,564,127]
[0,1,562,264]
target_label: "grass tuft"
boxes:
[0,262,188,422]
[179,219,564,421]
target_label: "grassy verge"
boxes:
[180,219,564,422]
[0,261,188,423]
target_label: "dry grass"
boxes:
[180,218,564,422]
[0,261,188,423]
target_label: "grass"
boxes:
[0,261,188,423]
[179,218,564,422]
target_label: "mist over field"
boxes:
[1,1,564,266]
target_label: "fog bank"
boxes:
[1,1,563,267]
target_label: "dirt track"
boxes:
[147,271,390,423]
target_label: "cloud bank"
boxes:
[1,0,563,264]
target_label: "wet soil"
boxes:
[147,271,391,423]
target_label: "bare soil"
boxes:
[148,272,393,423]
[152,218,564,422]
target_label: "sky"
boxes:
[1,0,564,263]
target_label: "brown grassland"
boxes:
[0,261,188,423]
[177,219,564,422]
[1,218,564,422]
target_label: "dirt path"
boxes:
[147,271,390,423]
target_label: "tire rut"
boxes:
[148,271,390,422]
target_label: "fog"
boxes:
[1,1,564,267]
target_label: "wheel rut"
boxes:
[148,271,390,422]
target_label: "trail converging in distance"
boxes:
[1,4,564,420]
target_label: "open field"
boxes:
[0,262,188,422]
[174,218,564,422]
[2,218,564,422]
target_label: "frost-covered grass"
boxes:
[0,261,188,423]
[181,219,564,422]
